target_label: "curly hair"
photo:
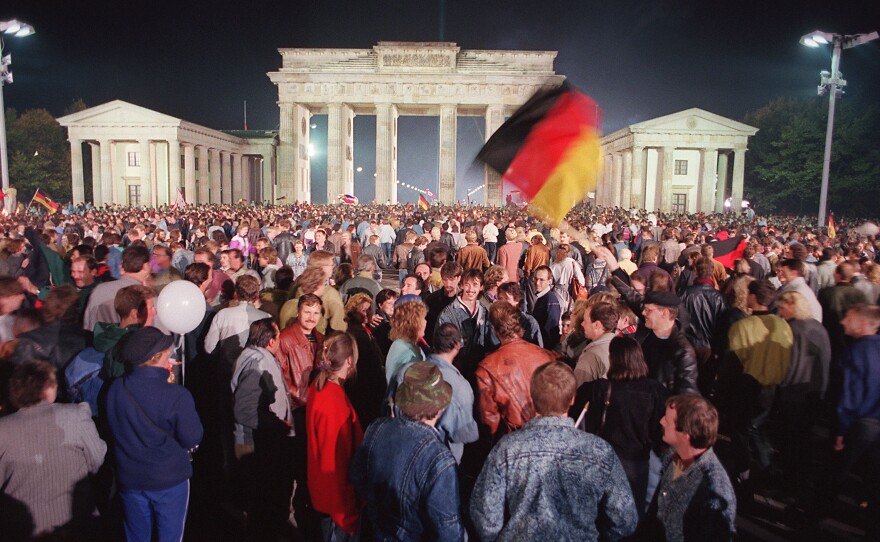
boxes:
[389,299,427,344]
[344,293,374,325]
[483,265,508,291]
[488,301,524,340]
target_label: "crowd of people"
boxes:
[0,198,878,541]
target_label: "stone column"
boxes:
[612,153,623,208]
[112,142,122,204]
[600,154,612,206]
[276,103,311,202]
[484,104,505,206]
[149,142,159,207]
[715,151,729,213]
[375,103,398,204]
[699,147,718,213]
[198,145,209,205]
[658,147,674,211]
[630,146,645,209]
[89,143,102,206]
[277,103,295,200]
[327,103,354,203]
[209,149,221,204]
[69,140,85,205]
[241,156,253,202]
[183,143,196,205]
[731,148,746,214]
[438,104,457,205]
[263,147,276,203]
[166,140,180,206]
[99,140,114,205]
[232,153,243,202]
[221,151,232,204]
[621,149,632,209]
[139,140,153,207]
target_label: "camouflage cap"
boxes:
[396,362,452,419]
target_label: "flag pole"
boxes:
[26,189,38,215]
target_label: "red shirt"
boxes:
[306,380,363,533]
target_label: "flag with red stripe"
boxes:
[32,189,60,213]
[712,235,748,269]
[477,83,602,226]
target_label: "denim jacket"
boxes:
[471,416,638,541]
[350,416,465,541]
[388,355,479,462]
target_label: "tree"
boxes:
[6,108,72,203]
[744,96,880,216]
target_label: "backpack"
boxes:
[64,347,106,417]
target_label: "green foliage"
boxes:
[744,96,880,216]
[5,108,72,202]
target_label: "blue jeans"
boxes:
[381,243,392,264]
[120,480,190,542]
[484,242,497,264]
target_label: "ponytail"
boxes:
[314,333,359,391]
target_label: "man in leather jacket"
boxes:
[475,301,557,437]
[635,291,699,395]
[679,257,727,364]
[271,219,296,264]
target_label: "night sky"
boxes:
[2,0,878,203]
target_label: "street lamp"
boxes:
[800,29,878,227]
[1,19,35,191]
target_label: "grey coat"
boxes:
[0,402,106,537]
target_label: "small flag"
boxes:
[827,215,836,239]
[477,83,602,226]
[418,194,429,211]
[172,188,187,209]
[425,188,436,199]
[0,189,5,200]
[711,235,748,270]
[33,189,60,213]
[338,194,359,205]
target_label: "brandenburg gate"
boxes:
[268,42,564,205]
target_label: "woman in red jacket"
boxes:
[306,332,363,540]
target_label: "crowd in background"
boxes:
[1,199,879,541]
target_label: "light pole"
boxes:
[800,29,878,227]
[0,19,35,191]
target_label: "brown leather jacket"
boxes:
[475,338,558,435]
[523,244,550,277]
[457,243,491,272]
[275,322,324,409]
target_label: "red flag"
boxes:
[478,83,602,226]
[712,236,748,269]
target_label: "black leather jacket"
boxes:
[635,324,700,395]
[272,231,295,264]
[679,283,727,349]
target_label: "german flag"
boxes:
[711,235,748,270]
[418,194,429,211]
[477,83,602,226]
[33,189,60,213]
[827,214,836,239]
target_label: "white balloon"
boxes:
[156,280,207,334]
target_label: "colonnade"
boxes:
[68,138,272,207]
